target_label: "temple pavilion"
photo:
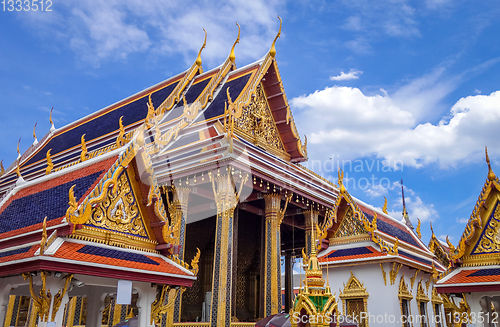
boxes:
[0,18,468,327]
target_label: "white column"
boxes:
[134,282,156,327]
[85,286,107,327]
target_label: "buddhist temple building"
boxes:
[434,148,500,326]
[0,18,485,327]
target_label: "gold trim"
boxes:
[382,197,388,214]
[45,149,53,175]
[390,263,402,285]
[51,274,73,321]
[416,218,421,239]
[80,134,87,162]
[380,263,387,286]
[151,286,184,325]
[410,269,420,289]
[22,271,51,322]
[398,275,412,300]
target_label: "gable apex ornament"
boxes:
[269,16,282,58]
[486,146,496,181]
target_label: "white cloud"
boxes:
[456,217,468,224]
[292,71,500,168]
[330,69,363,81]
[21,0,284,67]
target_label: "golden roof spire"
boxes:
[269,16,282,58]
[33,122,37,140]
[229,23,240,63]
[430,221,435,238]
[17,138,21,159]
[486,146,496,181]
[49,107,54,125]
[382,196,388,214]
[195,28,207,68]
[0,160,4,176]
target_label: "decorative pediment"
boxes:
[339,271,369,299]
[233,84,287,158]
[416,280,429,303]
[471,201,500,255]
[333,206,368,239]
[398,275,412,300]
[431,288,443,304]
[85,170,148,239]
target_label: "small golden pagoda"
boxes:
[290,220,337,327]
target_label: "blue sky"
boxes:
[1,0,499,246]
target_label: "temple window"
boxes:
[339,271,369,327]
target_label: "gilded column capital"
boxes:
[303,210,319,229]
[173,186,191,210]
[264,193,282,213]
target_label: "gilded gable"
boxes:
[333,206,368,238]
[234,84,286,155]
[471,201,500,255]
[85,170,148,238]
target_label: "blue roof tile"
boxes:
[398,249,432,266]
[195,72,252,123]
[468,268,500,277]
[0,246,31,258]
[0,171,103,234]
[23,81,179,167]
[76,245,159,265]
[326,247,373,258]
[365,213,421,248]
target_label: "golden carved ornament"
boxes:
[150,285,185,325]
[154,93,200,148]
[229,23,240,63]
[196,25,240,110]
[116,116,126,147]
[49,107,54,126]
[416,218,421,239]
[398,275,412,300]
[80,134,88,162]
[431,288,442,304]
[452,147,498,261]
[51,274,73,321]
[33,122,37,141]
[233,84,286,155]
[380,263,387,285]
[473,202,500,254]
[88,172,146,237]
[442,293,471,326]
[390,263,402,285]
[269,16,282,59]
[382,197,388,214]
[0,160,4,176]
[425,278,431,292]
[17,137,21,157]
[340,271,369,299]
[416,279,428,302]
[410,269,420,289]
[145,94,156,129]
[156,29,206,116]
[22,271,51,322]
[190,247,201,276]
[45,149,53,175]
[316,208,335,248]
[15,161,21,178]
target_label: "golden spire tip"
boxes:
[486,146,496,181]
[195,28,207,68]
[17,138,21,155]
[33,122,37,139]
[229,23,240,63]
[270,16,282,58]
[49,107,54,125]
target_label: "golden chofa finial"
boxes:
[270,16,282,58]
[0,160,4,176]
[49,107,54,125]
[382,196,388,214]
[229,23,240,63]
[16,161,21,178]
[195,28,207,68]
[17,138,21,159]
[33,122,37,140]
[486,146,496,181]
